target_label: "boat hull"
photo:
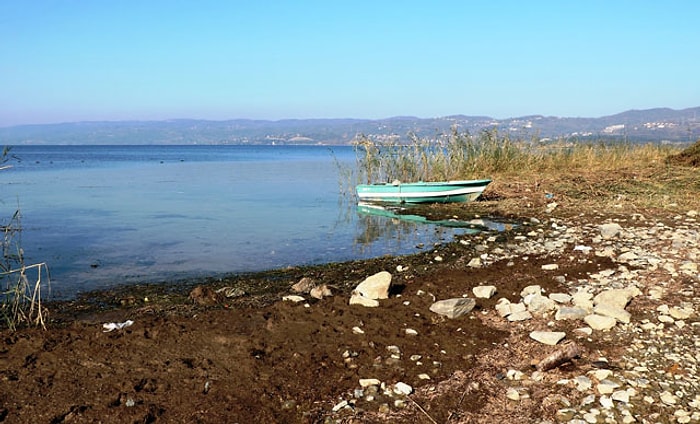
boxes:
[356,179,491,204]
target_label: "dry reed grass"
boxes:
[352,130,700,216]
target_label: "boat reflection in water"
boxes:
[354,202,509,252]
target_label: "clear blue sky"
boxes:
[1,1,698,127]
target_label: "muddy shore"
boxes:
[1,197,699,423]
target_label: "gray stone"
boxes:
[507,310,533,322]
[349,293,379,307]
[669,306,693,320]
[593,287,640,309]
[310,284,332,300]
[617,251,639,263]
[355,271,392,300]
[282,295,305,303]
[555,306,589,321]
[429,298,476,319]
[529,331,566,345]
[594,303,632,323]
[572,291,594,310]
[549,293,572,303]
[527,295,557,316]
[599,223,623,239]
[291,277,315,293]
[393,382,413,395]
[520,285,542,298]
[467,257,482,268]
[472,285,497,299]
[584,314,617,331]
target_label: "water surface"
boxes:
[3,145,482,298]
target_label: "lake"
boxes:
[2,145,482,299]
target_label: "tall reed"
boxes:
[351,129,682,185]
[1,148,49,330]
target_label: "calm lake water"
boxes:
[2,145,481,299]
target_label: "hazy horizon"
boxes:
[2,1,699,127]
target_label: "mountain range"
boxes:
[1,107,699,145]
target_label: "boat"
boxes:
[356,179,491,204]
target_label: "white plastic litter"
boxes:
[102,320,134,332]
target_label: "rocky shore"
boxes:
[311,208,700,423]
[1,206,699,423]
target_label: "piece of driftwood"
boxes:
[536,342,583,371]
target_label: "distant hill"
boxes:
[1,107,698,145]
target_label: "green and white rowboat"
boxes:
[356,179,491,204]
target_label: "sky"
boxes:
[1,1,699,127]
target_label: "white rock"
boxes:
[521,285,542,298]
[593,288,640,309]
[572,291,594,309]
[597,380,619,395]
[529,331,566,345]
[648,287,664,300]
[574,327,593,336]
[660,391,678,405]
[393,382,413,395]
[352,326,365,334]
[349,293,379,307]
[593,303,632,324]
[527,295,557,316]
[555,307,589,321]
[589,369,612,380]
[429,298,476,319]
[359,378,381,387]
[600,395,614,409]
[495,301,512,317]
[472,285,497,299]
[612,390,630,404]
[467,257,482,268]
[669,306,693,320]
[282,295,305,303]
[541,263,559,271]
[584,314,617,331]
[574,376,592,391]
[583,412,598,423]
[506,387,520,401]
[507,310,533,322]
[509,302,527,314]
[658,315,675,323]
[617,251,639,263]
[332,400,348,412]
[506,369,525,380]
[310,284,332,299]
[354,271,392,300]
[291,277,315,293]
[549,293,572,304]
[404,328,418,336]
[599,223,623,239]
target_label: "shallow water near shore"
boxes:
[3,145,492,299]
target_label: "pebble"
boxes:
[393,382,413,396]
[327,210,700,422]
[529,331,566,345]
[584,314,617,331]
[472,285,497,299]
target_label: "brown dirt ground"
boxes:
[1,167,697,424]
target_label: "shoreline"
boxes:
[3,196,699,422]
